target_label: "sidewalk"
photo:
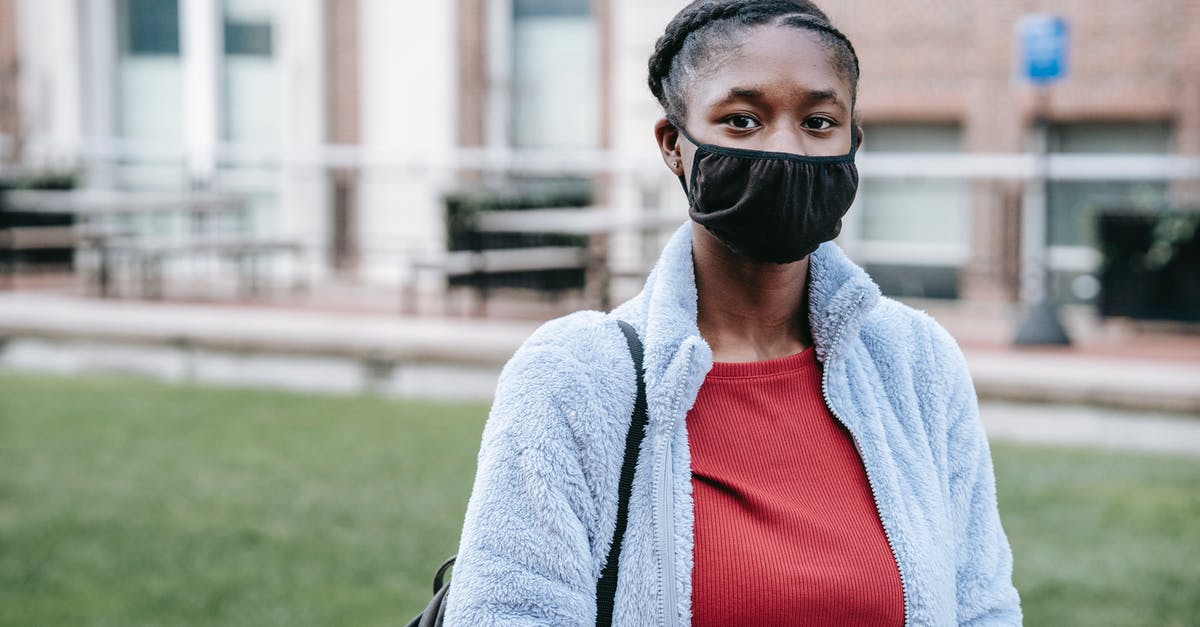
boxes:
[916,299,1200,414]
[979,400,1200,457]
[0,291,1197,414]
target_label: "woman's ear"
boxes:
[855,123,864,149]
[654,117,684,176]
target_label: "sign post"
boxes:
[1014,14,1072,346]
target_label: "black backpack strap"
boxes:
[409,320,649,627]
[595,319,649,626]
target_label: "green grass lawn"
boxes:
[994,442,1200,627]
[2,371,1198,626]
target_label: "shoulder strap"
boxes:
[594,320,649,626]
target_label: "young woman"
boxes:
[444,1,1022,625]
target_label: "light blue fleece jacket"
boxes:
[444,222,1022,626]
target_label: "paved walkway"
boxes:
[2,291,1197,455]
[979,401,1200,457]
[1,291,1197,414]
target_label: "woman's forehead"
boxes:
[689,26,849,110]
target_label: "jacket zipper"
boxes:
[818,298,910,627]
[654,347,694,627]
[656,433,676,626]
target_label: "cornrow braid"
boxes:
[647,0,860,123]
[647,0,762,105]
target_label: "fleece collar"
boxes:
[615,222,882,420]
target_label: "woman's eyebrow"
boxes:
[716,87,765,105]
[715,86,845,109]
[804,89,844,106]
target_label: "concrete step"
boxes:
[1,293,1197,413]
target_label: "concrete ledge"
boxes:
[968,351,1200,415]
[0,295,533,366]
[0,335,506,400]
[0,294,534,400]
[2,294,1197,413]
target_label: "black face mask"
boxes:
[674,123,860,264]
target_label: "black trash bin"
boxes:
[1097,210,1200,322]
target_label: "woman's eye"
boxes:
[803,117,836,131]
[726,115,760,130]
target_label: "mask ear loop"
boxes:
[668,118,703,153]
[676,170,692,203]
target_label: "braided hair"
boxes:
[648,0,860,123]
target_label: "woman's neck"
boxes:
[692,224,813,363]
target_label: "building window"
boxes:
[222,0,278,143]
[1047,121,1171,249]
[854,123,970,299]
[224,11,273,56]
[511,0,598,149]
[121,0,181,56]
[1044,121,1172,304]
[857,124,970,254]
[117,0,184,143]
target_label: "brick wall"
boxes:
[326,0,359,146]
[824,0,1199,147]
[457,0,486,148]
[0,0,19,160]
[326,0,360,271]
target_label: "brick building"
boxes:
[4,0,1198,309]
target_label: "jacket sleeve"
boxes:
[943,350,1023,626]
[443,340,600,626]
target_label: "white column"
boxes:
[181,0,220,183]
[78,0,118,185]
[485,0,512,151]
[15,0,84,168]
[277,0,327,280]
[358,0,457,285]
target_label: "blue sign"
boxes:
[1018,14,1069,84]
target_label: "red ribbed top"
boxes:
[688,347,904,627]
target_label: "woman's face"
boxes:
[659,25,856,181]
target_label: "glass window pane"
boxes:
[511,5,597,149]
[514,0,590,18]
[224,0,274,56]
[222,0,277,142]
[117,0,182,139]
[1047,122,1172,247]
[1049,121,1172,154]
[224,22,273,56]
[122,0,180,56]
[118,58,184,140]
[858,123,969,247]
[863,124,963,153]
[860,179,971,244]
